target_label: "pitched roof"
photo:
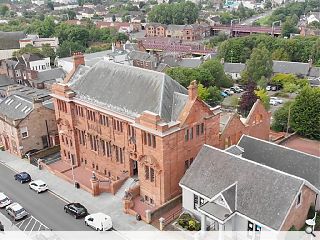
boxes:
[272,61,310,76]
[0,95,34,121]
[238,135,320,190]
[180,145,304,230]
[22,53,45,62]
[0,75,13,87]
[35,68,66,84]
[0,31,26,50]
[223,63,246,73]
[68,60,188,122]
[127,50,157,62]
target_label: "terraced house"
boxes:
[51,53,270,220]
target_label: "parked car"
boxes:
[24,149,39,158]
[230,86,243,93]
[266,86,271,91]
[64,203,88,219]
[0,193,12,208]
[271,86,278,91]
[270,99,279,106]
[6,203,28,221]
[14,172,31,183]
[224,89,234,96]
[220,91,228,98]
[85,212,113,231]
[270,97,283,104]
[29,180,48,193]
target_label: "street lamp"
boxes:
[59,129,75,185]
[305,212,317,237]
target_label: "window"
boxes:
[297,192,302,206]
[145,166,149,180]
[113,119,123,132]
[150,167,154,182]
[20,126,28,138]
[190,128,193,140]
[128,125,135,139]
[185,129,189,141]
[248,221,254,232]
[75,105,84,117]
[57,99,67,113]
[87,109,96,122]
[88,134,98,151]
[185,160,189,171]
[193,194,198,209]
[101,139,106,156]
[200,123,204,134]
[106,141,112,157]
[142,132,156,149]
[196,124,200,136]
[99,114,109,126]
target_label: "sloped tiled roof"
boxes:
[0,95,33,121]
[68,60,188,122]
[0,31,26,50]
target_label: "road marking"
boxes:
[30,219,37,232]
[23,218,33,231]
[15,215,50,232]
[48,190,69,204]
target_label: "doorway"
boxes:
[131,159,138,177]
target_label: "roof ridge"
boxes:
[240,135,320,159]
[202,144,307,183]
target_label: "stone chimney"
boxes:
[188,80,198,100]
[72,52,85,69]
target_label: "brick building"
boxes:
[51,53,270,211]
[145,23,210,41]
[0,88,58,158]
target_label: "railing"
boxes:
[163,207,182,226]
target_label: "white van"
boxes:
[84,213,112,231]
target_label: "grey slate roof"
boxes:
[69,60,188,122]
[238,135,320,190]
[171,92,188,122]
[180,145,304,230]
[222,185,236,212]
[309,67,320,78]
[35,68,66,84]
[0,75,13,87]
[272,61,310,76]
[223,63,246,73]
[0,95,33,121]
[220,112,233,132]
[127,50,157,62]
[5,84,51,101]
[199,202,231,221]
[0,31,26,50]
[225,145,244,156]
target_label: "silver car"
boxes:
[6,203,28,221]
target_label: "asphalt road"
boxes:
[0,163,91,231]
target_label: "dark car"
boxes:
[64,203,88,219]
[14,172,31,183]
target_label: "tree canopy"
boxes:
[148,1,199,24]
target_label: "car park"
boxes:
[270,99,279,106]
[6,203,28,221]
[29,180,48,193]
[14,172,31,183]
[0,193,12,208]
[64,203,88,219]
[224,89,234,96]
[84,212,113,231]
[230,86,243,93]
[221,91,228,97]
[270,97,283,104]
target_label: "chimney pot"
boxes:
[72,52,85,69]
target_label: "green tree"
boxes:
[272,48,290,61]
[56,41,86,58]
[207,86,223,106]
[47,1,54,11]
[148,2,199,24]
[0,4,9,16]
[254,88,270,110]
[264,0,272,9]
[200,59,233,88]
[13,44,41,57]
[272,101,293,132]
[198,84,210,101]
[257,76,268,89]
[242,46,273,83]
[41,44,56,64]
[282,16,299,38]
[290,87,320,139]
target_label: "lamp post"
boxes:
[272,20,281,37]
[59,129,75,185]
[305,211,317,238]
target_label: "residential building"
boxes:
[19,35,59,50]
[0,31,26,60]
[0,53,52,86]
[223,62,246,80]
[50,53,271,221]
[145,23,211,41]
[0,88,58,158]
[179,137,319,236]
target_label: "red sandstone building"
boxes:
[51,53,270,215]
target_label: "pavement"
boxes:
[0,150,157,231]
